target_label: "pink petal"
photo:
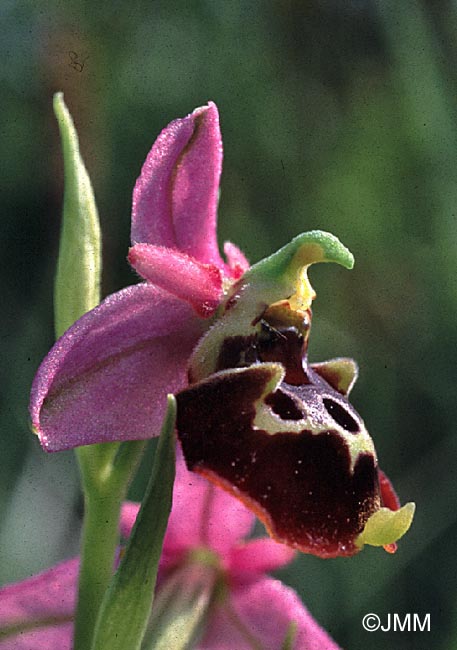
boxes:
[199,577,341,650]
[119,501,140,539]
[0,559,77,650]
[160,448,254,564]
[228,538,295,579]
[132,103,225,269]
[30,283,205,451]
[223,242,250,279]
[128,244,223,317]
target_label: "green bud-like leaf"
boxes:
[91,396,177,650]
[53,92,119,490]
[53,92,101,338]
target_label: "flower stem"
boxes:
[73,478,121,650]
[73,441,146,650]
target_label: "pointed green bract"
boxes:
[91,396,177,650]
[53,92,101,338]
[52,93,129,650]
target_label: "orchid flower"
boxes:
[0,452,341,650]
[30,102,247,452]
[30,102,414,557]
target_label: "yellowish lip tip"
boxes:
[356,502,416,550]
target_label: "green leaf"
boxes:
[91,396,177,650]
[53,92,101,338]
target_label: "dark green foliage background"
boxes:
[1,1,456,648]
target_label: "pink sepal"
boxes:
[30,284,205,451]
[132,103,225,269]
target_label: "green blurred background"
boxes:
[1,0,457,648]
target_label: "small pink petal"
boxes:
[119,501,140,538]
[160,448,254,564]
[30,284,205,451]
[228,538,295,579]
[132,103,225,269]
[199,577,341,650]
[0,559,77,650]
[223,242,250,279]
[128,244,222,317]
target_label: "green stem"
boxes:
[73,481,121,650]
[73,441,147,650]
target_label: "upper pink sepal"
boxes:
[0,558,77,649]
[128,244,223,317]
[30,283,205,451]
[132,102,225,269]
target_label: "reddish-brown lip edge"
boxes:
[378,468,401,553]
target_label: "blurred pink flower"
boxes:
[30,102,249,452]
[0,453,341,650]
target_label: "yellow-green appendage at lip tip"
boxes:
[355,502,416,549]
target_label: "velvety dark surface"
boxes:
[178,321,380,557]
[177,364,380,557]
